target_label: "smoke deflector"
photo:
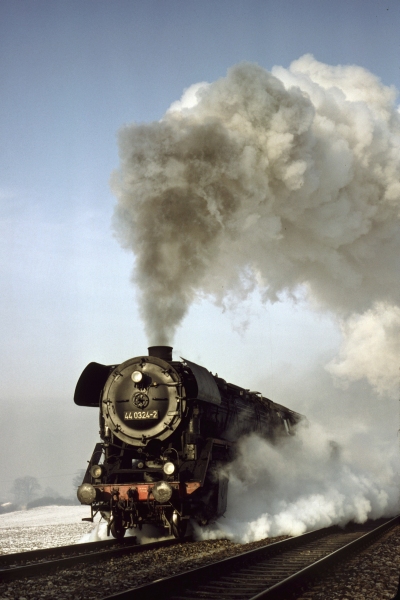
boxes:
[182,358,221,405]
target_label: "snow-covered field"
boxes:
[0,506,98,554]
[0,505,171,554]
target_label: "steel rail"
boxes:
[99,526,338,599]
[253,515,400,600]
[0,536,187,583]
[99,517,399,600]
[0,535,138,567]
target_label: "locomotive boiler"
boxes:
[74,346,302,539]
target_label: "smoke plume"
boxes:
[111,55,400,394]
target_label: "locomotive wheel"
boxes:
[110,518,125,540]
[171,516,187,539]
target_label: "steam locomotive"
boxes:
[74,346,302,539]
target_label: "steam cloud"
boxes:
[111,55,400,395]
[195,425,398,543]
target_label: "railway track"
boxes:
[0,535,185,583]
[100,516,399,600]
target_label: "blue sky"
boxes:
[1,0,399,497]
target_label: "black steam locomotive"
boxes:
[74,346,302,539]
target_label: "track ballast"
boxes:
[100,517,399,600]
[0,535,184,583]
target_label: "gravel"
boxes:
[0,536,289,599]
[295,525,400,600]
[0,509,399,600]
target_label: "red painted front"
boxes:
[94,481,201,501]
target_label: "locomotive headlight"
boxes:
[152,481,173,503]
[163,461,175,476]
[131,371,143,383]
[77,483,97,505]
[90,465,103,479]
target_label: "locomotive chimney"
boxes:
[148,346,173,362]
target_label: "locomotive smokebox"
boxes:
[148,345,173,362]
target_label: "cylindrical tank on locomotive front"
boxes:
[75,345,299,448]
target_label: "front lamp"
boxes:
[90,464,103,479]
[131,370,143,383]
[77,483,97,505]
[152,481,173,503]
[163,461,175,476]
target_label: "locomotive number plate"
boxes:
[124,410,159,420]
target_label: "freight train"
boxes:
[74,346,302,539]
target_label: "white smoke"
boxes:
[77,521,111,543]
[77,521,169,544]
[195,424,398,543]
[111,54,400,397]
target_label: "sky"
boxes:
[0,0,399,501]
